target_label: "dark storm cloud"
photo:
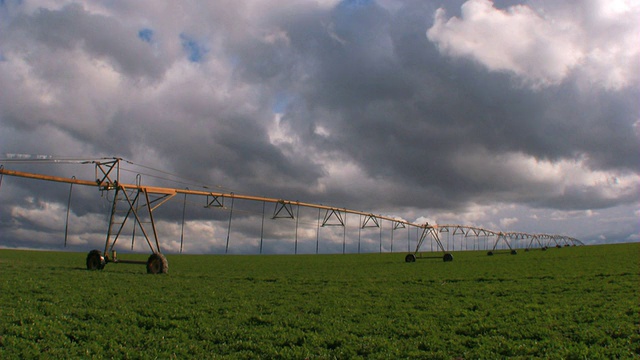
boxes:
[7,4,167,80]
[0,0,638,252]
[263,0,640,211]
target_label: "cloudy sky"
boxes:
[0,0,638,254]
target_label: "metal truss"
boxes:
[404,223,583,262]
[0,158,584,272]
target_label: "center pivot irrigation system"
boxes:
[0,157,582,273]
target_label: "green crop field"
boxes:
[1,243,638,359]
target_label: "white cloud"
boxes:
[10,199,103,233]
[268,113,295,146]
[627,233,640,242]
[427,0,580,88]
[452,149,640,205]
[499,217,519,229]
[427,0,640,90]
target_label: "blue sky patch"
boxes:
[138,28,154,43]
[272,93,294,114]
[180,33,207,63]
[338,0,373,10]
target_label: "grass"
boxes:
[1,243,639,359]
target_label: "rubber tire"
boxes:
[146,253,168,274]
[443,253,454,262]
[405,254,416,263]
[86,250,105,270]
[487,251,494,256]
[510,249,518,255]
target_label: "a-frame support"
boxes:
[525,234,547,251]
[322,209,345,227]
[273,201,295,219]
[487,232,517,255]
[100,182,176,272]
[361,214,379,228]
[405,225,453,262]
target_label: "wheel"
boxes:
[510,249,518,255]
[405,254,416,263]
[443,253,453,262]
[86,250,105,270]
[146,253,168,274]
[487,251,493,256]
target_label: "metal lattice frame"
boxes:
[0,159,584,270]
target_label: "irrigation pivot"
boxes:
[404,224,582,262]
[0,157,583,272]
